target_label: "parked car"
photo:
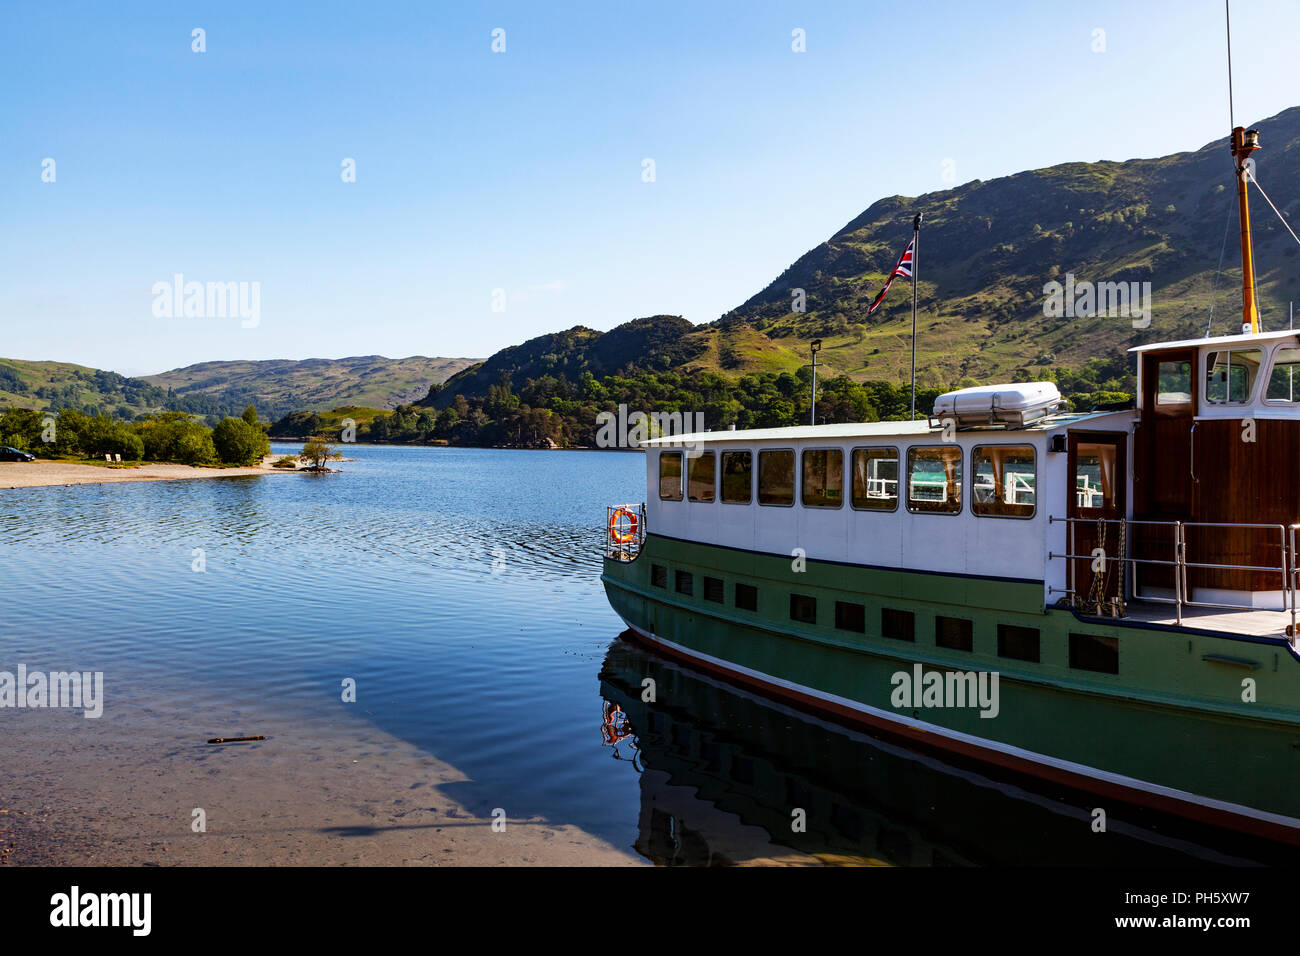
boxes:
[0,446,36,462]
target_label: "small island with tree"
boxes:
[298,437,343,473]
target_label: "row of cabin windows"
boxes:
[649,563,1119,674]
[658,445,1037,518]
[1153,346,1300,407]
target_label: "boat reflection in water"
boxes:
[599,633,1291,866]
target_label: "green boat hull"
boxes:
[602,533,1300,843]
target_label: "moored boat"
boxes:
[601,120,1300,846]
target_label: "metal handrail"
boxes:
[1048,516,1297,633]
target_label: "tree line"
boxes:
[0,406,271,466]
[268,357,1134,448]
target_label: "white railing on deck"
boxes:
[1048,516,1300,636]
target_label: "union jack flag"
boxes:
[866,237,915,316]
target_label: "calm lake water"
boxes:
[0,444,1284,865]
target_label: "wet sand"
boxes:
[0,457,298,490]
[1,699,643,867]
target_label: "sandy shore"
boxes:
[0,693,643,867]
[0,456,299,490]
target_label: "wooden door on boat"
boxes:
[1068,432,1127,611]
[1133,348,1197,592]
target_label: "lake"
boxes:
[0,443,1279,865]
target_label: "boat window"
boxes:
[658,451,683,501]
[735,582,758,611]
[1265,348,1300,403]
[1154,360,1192,405]
[650,564,667,588]
[835,601,866,633]
[1205,349,1263,404]
[906,446,962,514]
[703,576,724,603]
[997,624,1040,663]
[1069,633,1119,674]
[936,616,973,651]
[758,449,795,506]
[971,445,1036,518]
[721,450,753,503]
[674,570,693,596]
[789,593,817,624]
[851,447,899,511]
[882,608,915,641]
[1074,442,1117,511]
[801,448,844,508]
[687,451,715,502]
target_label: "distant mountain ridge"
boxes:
[142,355,478,419]
[0,354,478,421]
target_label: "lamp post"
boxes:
[809,339,822,425]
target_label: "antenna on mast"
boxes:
[1225,0,1261,335]
[1225,0,1235,131]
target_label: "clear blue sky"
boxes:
[2,0,1297,375]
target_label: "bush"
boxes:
[80,415,144,460]
[212,417,271,466]
[0,408,46,453]
[134,412,216,465]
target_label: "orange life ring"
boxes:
[609,507,640,544]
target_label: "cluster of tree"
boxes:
[0,405,271,466]
[268,364,1135,449]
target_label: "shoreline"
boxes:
[0,456,300,491]
[0,688,643,867]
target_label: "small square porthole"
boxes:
[674,570,693,596]
[882,608,915,641]
[789,593,817,625]
[735,583,758,611]
[835,601,866,633]
[703,576,724,603]
[935,616,973,651]
[1069,633,1118,674]
[997,624,1040,663]
[650,564,667,588]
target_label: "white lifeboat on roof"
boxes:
[932,382,1066,428]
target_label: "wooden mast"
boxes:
[1230,126,1261,334]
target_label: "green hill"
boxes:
[433,106,1300,403]
[0,358,181,419]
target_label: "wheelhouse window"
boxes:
[721,450,753,503]
[687,451,716,502]
[1205,349,1263,404]
[1265,348,1300,403]
[851,447,899,511]
[907,446,962,514]
[758,449,795,506]
[801,449,844,508]
[1155,360,1192,405]
[658,451,683,501]
[971,445,1035,518]
[1074,442,1117,511]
